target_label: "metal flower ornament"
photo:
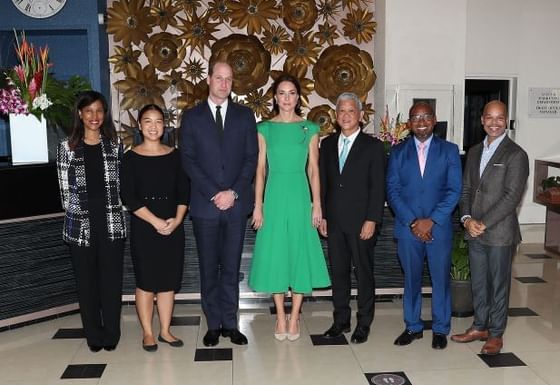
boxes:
[0,31,52,119]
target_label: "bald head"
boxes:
[482,100,507,116]
[481,100,508,144]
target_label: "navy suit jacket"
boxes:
[179,100,258,220]
[386,135,462,241]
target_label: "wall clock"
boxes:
[12,0,67,19]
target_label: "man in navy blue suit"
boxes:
[386,102,462,350]
[180,61,258,346]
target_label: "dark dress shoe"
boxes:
[323,323,351,338]
[394,329,423,346]
[432,333,447,349]
[350,325,370,344]
[221,328,248,345]
[203,329,221,347]
[158,335,184,347]
[103,345,117,351]
[88,345,103,353]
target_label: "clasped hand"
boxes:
[213,190,235,211]
[153,217,179,236]
[465,218,486,237]
[411,218,433,242]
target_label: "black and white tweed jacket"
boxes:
[56,138,126,247]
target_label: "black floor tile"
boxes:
[365,371,412,385]
[508,307,539,317]
[60,364,106,379]
[170,316,201,326]
[515,276,546,283]
[478,352,526,367]
[423,320,433,330]
[525,253,552,259]
[53,328,85,339]
[310,334,348,345]
[194,348,232,361]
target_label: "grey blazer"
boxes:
[460,135,529,246]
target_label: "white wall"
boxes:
[379,0,560,224]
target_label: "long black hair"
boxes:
[271,73,302,116]
[69,90,116,150]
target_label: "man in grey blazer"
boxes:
[451,100,529,355]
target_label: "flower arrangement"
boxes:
[0,31,51,119]
[0,30,91,133]
[376,105,410,153]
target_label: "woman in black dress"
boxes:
[121,104,190,351]
[57,91,126,352]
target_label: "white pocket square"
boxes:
[493,163,504,167]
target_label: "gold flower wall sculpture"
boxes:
[244,89,272,118]
[106,0,376,139]
[177,11,220,55]
[144,32,186,72]
[227,0,281,35]
[284,31,322,69]
[307,104,336,136]
[208,0,231,22]
[261,25,290,55]
[282,0,318,32]
[341,7,377,44]
[114,65,168,110]
[317,0,341,21]
[106,0,155,46]
[210,34,271,96]
[315,23,339,46]
[109,45,142,75]
[312,44,375,104]
[150,0,181,30]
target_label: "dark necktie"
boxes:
[215,105,223,131]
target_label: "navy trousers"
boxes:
[192,214,247,330]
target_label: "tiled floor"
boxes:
[2,243,560,385]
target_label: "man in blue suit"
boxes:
[386,102,462,350]
[180,61,258,346]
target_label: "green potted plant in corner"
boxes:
[450,231,474,317]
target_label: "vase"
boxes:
[8,113,49,165]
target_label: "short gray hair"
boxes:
[336,92,363,111]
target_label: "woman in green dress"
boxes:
[249,74,330,341]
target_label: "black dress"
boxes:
[121,149,190,292]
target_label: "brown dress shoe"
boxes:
[450,328,489,343]
[481,337,503,355]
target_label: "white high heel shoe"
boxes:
[287,318,300,341]
[274,319,287,341]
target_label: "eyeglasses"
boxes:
[409,114,434,122]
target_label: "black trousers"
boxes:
[327,222,376,327]
[70,238,124,347]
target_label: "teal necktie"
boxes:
[339,138,350,172]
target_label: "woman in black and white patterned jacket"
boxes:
[57,90,126,353]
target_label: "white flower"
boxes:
[32,93,53,111]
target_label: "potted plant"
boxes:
[540,176,560,204]
[450,231,473,317]
[0,30,90,164]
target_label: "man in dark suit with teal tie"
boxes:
[180,61,258,347]
[386,102,462,350]
[319,92,386,344]
[451,100,529,355]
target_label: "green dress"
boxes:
[249,120,331,293]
